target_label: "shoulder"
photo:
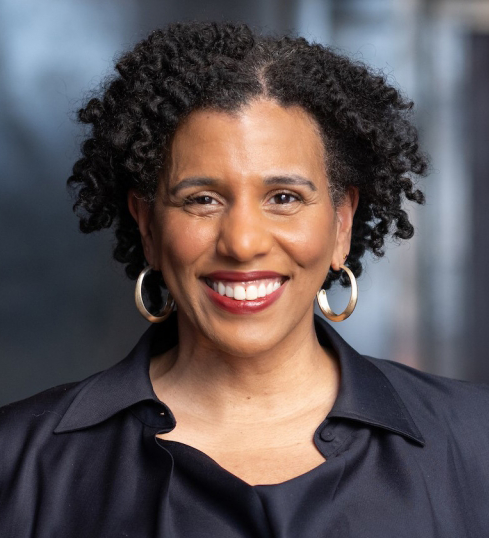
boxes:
[366,355,489,440]
[1,381,83,422]
[367,354,489,403]
[0,376,97,462]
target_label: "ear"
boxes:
[331,187,360,271]
[127,189,159,270]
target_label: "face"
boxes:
[129,98,358,356]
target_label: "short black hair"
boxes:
[68,21,428,295]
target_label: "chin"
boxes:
[213,333,283,358]
[202,316,295,358]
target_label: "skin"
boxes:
[128,98,359,485]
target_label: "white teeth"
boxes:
[245,285,258,300]
[234,285,246,300]
[208,277,285,301]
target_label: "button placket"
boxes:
[130,399,176,431]
[314,418,350,458]
[320,430,335,442]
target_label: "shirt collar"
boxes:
[54,313,425,445]
[315,316,425,445]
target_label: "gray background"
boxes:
[2,0,489,406]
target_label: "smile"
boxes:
[204,277,284,301]
[201,271,289,314]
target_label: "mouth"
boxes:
[203,276,287,301]
[201,271,289,314]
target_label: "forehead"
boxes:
[166,98,327,186]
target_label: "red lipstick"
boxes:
[201,274,288,315]
[204,271,284,282]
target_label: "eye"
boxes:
[269,192,302,205]
[184,195,219,205]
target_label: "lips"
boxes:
[201,271,288,314]
[205,271,285,282]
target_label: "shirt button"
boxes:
[320,430,335,442]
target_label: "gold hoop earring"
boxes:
[316,264,358,322]
[135,266,175,323]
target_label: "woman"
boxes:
[1,21,488,537]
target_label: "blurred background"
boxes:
[1,0,489,406]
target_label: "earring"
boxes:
[135,266,175,323]
[316,263,358,322]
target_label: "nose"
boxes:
[216,201,273,262]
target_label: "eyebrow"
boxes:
[169,177,218,196]
[263,175,317,191]
[169,174,317,196]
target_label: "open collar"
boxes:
[315,316,424,445]
[54,313,424,446]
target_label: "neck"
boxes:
[150,312,340,425]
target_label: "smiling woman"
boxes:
[1,21,489,538]
[128,99,355,352]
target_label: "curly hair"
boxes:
[68,21,428,301]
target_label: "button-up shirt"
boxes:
[1,314,488,537]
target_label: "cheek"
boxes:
[278,210,336,271]
[155,210,216,279]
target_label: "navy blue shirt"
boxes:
[1,313,489,537]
